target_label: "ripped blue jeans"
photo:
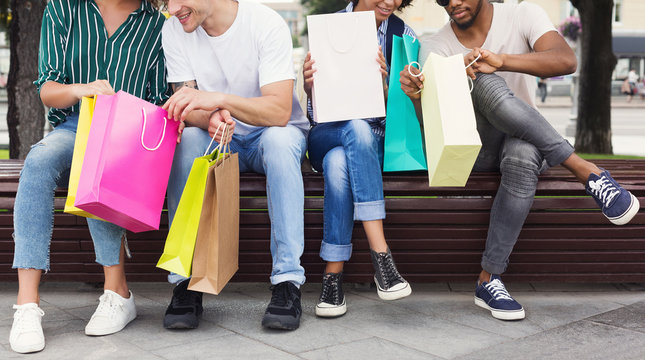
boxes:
[13,114,125,271]
[307,119,385,262]
[471,74,575,275]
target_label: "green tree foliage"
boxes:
[0,0,9,32]
[301,0,347,15]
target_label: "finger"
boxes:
[176,121,185,143]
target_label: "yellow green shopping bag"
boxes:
[64,96,104,220]
[156,139,226,278]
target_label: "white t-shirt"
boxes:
[420,2,556,108]
[162,0,309,135]
[628,70,639,83]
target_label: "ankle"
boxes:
[105,287,130,299]
[17,294,39,306]
[325,261,344,274]
[478,271,491,285]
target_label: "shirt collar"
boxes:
[345,3,388,37]
[139,0,156,14]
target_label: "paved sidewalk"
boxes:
[1,281,644,359]
[536,95,645,108]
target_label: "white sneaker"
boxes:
[10,303,45,354]
[85,290,136,336]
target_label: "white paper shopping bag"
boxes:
[307,11,385,123]
[420,53,482,187]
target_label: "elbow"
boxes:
[564,56,577,75]
[275,107,291,127]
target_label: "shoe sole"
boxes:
[85,314,136,336]
[163,314,200,330]
[608,193,640,225]
[261,315,300,330]
[315,302,347,318]
[376,279,412,301]
[474,296,525,321]
[10,340,45,354]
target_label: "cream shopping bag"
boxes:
[307,11,385,123]
[419,53,482,187]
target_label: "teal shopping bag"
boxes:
[383,35,427,172]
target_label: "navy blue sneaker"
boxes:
[586,170,639,225]
[474,275,525,320]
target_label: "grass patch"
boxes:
[578,153,645,160]
[0,149,8,159]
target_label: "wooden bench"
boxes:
[1,159,644,283]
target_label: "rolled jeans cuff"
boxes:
[320,241,353,262]
[545,139,575,167]
[481,256,508,275]
[168,273,189,285]
[354,200,385,221]
[271,273,306,286]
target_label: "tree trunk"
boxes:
[571,0,615,154]
[7,0,46,159]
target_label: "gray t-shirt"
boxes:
[419,2,556,108]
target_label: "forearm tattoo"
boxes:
[170,80,198,93]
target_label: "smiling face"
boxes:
[354,0,404,25]
[166,0,212,33]
[443,0,483,30]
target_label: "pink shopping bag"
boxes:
[75,91,179,233]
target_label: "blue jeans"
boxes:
[307,119,385,262]
[470,73,575,274]
[13,114,126,271]
[167,125,308,286]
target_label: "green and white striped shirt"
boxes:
[35,0,169,127]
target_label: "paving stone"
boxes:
[150,334,300,360]
[588,300,645,333]
[299,337,441,360]
[455,320,645,360]
[334,300,508,359]
[530,283,620,292]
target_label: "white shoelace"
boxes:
[13,304,44,332]
[588,176,620,207]
[94,292,124,318]
[484,279,514,301]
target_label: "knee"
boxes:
[471,73,514,111]
[323,147,349,190]
[21,143,62,181]
[175,127,208,160]
[261,126,306,160]
[345,120,376,148]
[500,142,542,198]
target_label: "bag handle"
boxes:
[202,122,232,157]
[203,122,225,157]
[408,54,481,94]
[140,108,168,151]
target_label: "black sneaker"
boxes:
[315,272,347,318]
[261,282,301,330]
[163,279,203,329]
[371,249,412,301]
